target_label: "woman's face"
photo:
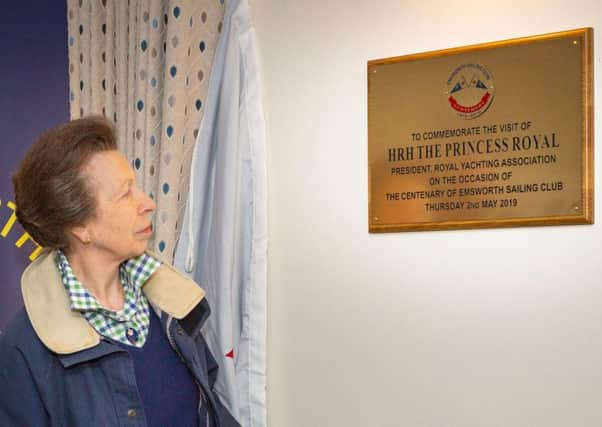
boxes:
[79,150,156,261]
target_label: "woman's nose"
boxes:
[138,190,156,214]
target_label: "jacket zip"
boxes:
[166,315,213,427]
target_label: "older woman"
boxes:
[0,117,240,427]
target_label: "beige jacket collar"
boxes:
[21,250,205,355]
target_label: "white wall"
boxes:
[250,1,602,426]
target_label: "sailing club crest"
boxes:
[446,63,495,119]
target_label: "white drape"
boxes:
[174,0,267,425]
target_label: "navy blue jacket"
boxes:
[0,251,241,427]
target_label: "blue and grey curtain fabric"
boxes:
[67,0,224,262]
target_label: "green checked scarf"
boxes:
[56,250,161,347]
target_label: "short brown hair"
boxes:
[13,116,117,249]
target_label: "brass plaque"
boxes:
[368,28,593,232]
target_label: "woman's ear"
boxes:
[70,225,92,245]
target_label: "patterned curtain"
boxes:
[67,0,224,263]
